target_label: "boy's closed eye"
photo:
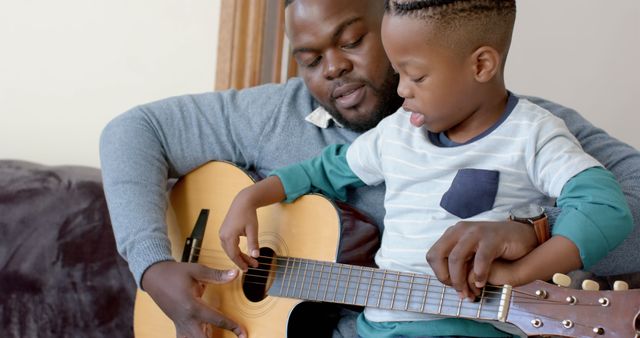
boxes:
[411,75,426,83]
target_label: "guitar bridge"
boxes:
[181,209,209,263]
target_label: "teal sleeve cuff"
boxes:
[271,164,312,203]
[269,144,366,203]
[356,313,513,338]
[553,167,633,269]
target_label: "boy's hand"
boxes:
[484,259,521,286]
[219,176,286,271]
[219,191,261,271]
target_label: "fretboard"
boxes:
[267,256,508,321]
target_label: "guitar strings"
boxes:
[195,259,605,329]
[195,250,552,299]
[193,252,574,306]
[213,277,606,334]
[206,275,604,333]
[192,253,610,330]
[235,277,568,311]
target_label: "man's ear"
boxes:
[470,46,500,83]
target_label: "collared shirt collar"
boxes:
[305,106,344,129]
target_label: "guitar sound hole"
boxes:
[242,247,275,302]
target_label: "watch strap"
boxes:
[531,215,550,245]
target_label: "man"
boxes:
[100,0,640,337]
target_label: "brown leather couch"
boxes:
[0,160,135,338]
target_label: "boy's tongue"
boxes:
[410,111,426,127]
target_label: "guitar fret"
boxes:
[366,268,374,307]
[456,295,463,317]
[295,258,303,298]
[292,258,300,298]
[377,271,386,308]
[391,271,399,310]
[292,258,301,298]
[314,262,323,301]
[342,265,352,303]
[438,284,446,314]
[405,274,414,311]
[304,260,312,300]
[322,262,330,301]
[282,257,291,298]
[299,259,309,299]
[421,276,430,313]
[353,266,363,305]
[476,287,485,318]
[333,264,342,302]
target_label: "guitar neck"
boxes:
[267,256,509,322]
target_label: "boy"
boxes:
[220,0,632,337]
[223,0,633,336]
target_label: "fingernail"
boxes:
[475,281,485,288]
[251,249,260,258]
[227,270,237,276]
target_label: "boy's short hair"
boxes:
[384,0,516,60]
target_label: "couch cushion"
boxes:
[0,160,135,338]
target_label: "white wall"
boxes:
[0,0,220,167]
[1,1,638,167]
[507,0,640,149]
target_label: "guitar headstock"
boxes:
[507,278,640,337]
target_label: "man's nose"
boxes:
[322,50,352,80]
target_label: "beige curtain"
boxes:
[215,0,297,90]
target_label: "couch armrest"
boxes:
[0,160,135,338]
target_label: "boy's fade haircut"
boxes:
[383,0,516,62]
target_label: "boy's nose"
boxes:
[396,79,412,99]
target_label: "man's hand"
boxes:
[141,261,247,338]
[426,220,538,299]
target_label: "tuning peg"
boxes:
[552,273,572,287]
[613,280,629,291]
[582,279,600,291]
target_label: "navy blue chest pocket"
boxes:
[439,168,500,219]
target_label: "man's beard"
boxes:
[325,68,401,133]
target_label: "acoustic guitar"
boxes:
[134,161,640,338]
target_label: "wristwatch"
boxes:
[509,204,550,245]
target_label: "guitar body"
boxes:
[134,161,344,338]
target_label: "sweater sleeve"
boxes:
[553,167,633,269]
[271,144,366,203]
[100,81,299,287]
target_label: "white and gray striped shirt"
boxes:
[346,97,601,324]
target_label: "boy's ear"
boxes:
[470,46,500,83]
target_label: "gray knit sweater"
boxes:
[100,77,640,288]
